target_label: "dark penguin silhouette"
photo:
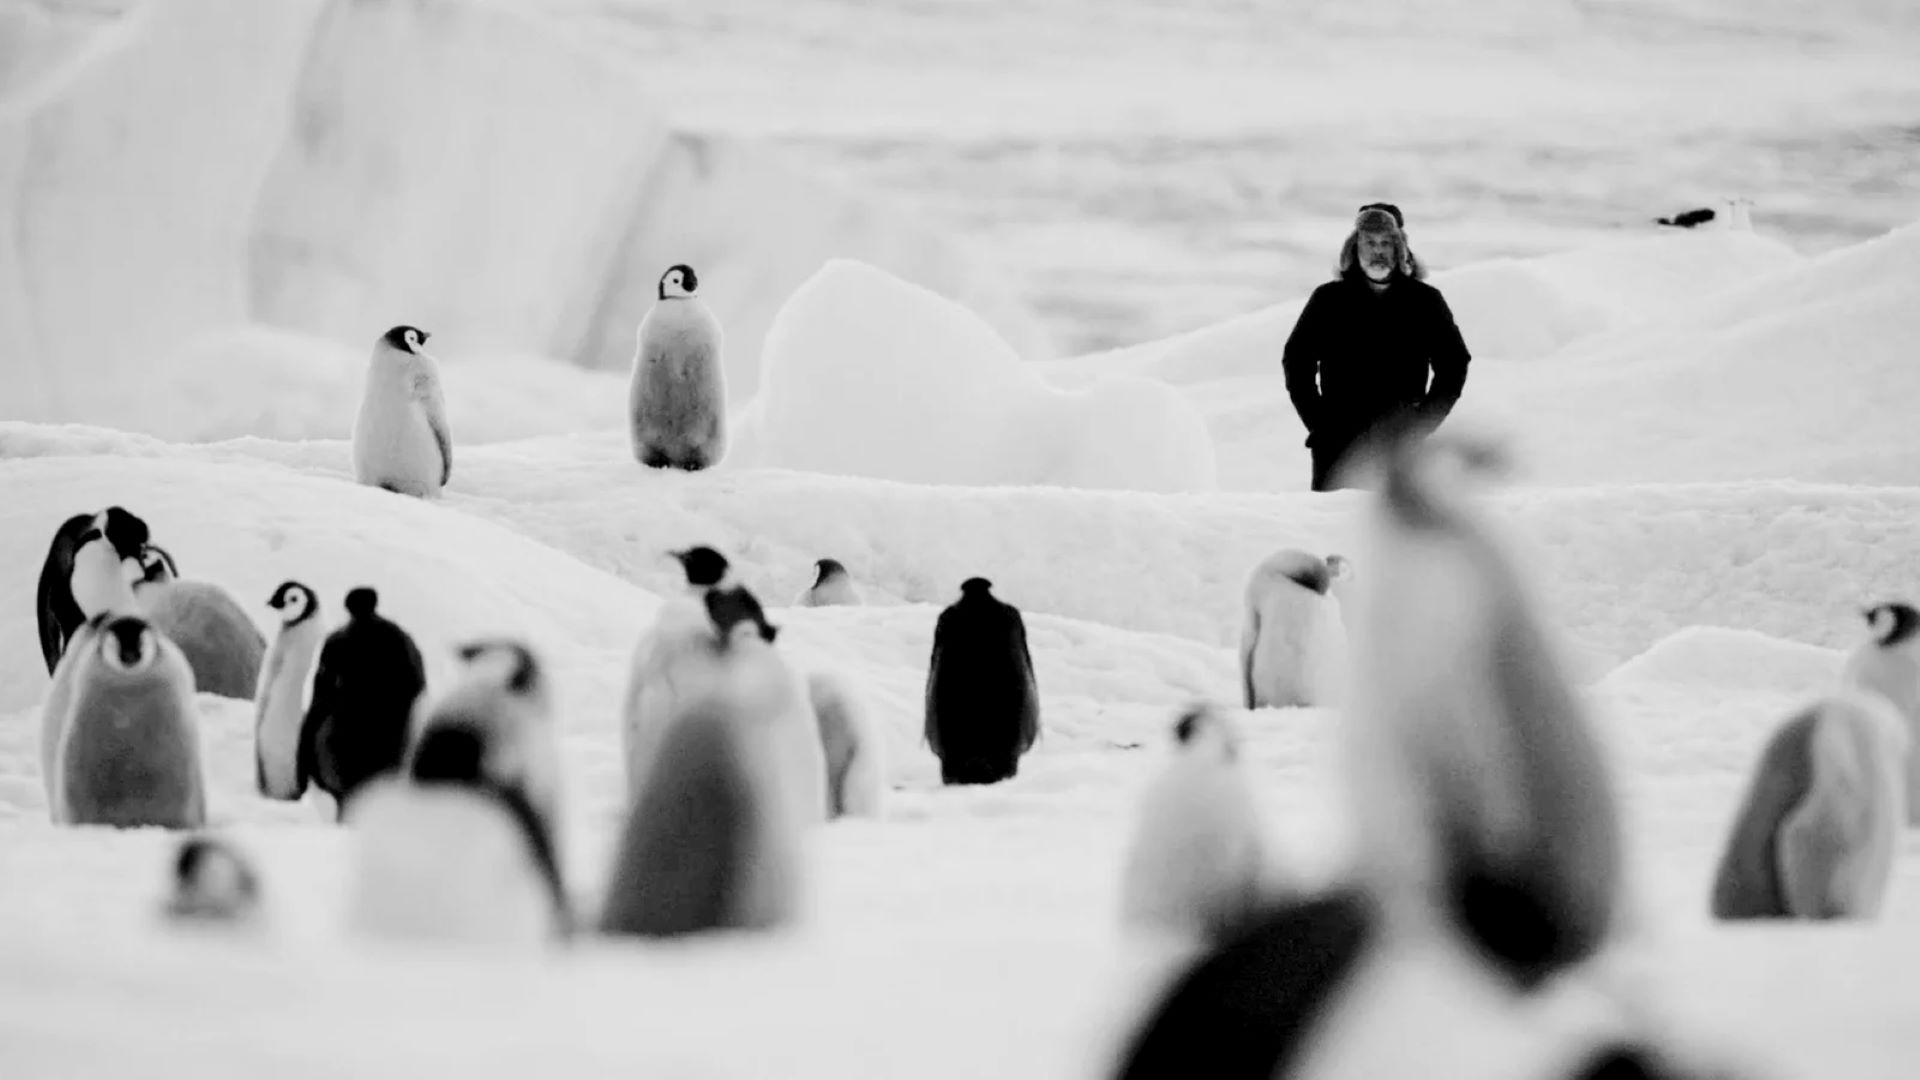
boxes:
[297,587,428,820]
[1106,432,1733,1080]
[1655,207,1715,228]
[36,507,174,674]
[924,577,1041,785]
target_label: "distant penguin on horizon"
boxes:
[35,506,170,673]
[1109,433,1692,1080]
[344,721,573,946]
[1840,601,1920,823]
[924,577,1041,786]
[1655,197,1753,232]
[799,558,862,607]
[600,591,815,938]
[353,325,452,498]
[164,834,263,926]
[255,581,325,801]
[807,666,888,819]
[1709,690,1908,921]
[43,612,205,829]
[629,264,728,472]
[1239,549,1352,710]
[1117,703,1267,941]
[298,587,428,821]
[133,575,267,700]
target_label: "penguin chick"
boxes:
[411,638,564,843]
[1118,703,1267,941]
[49,613,206,829]
[255,581,325,800]
[630,264,728,472]
[807,667,888,819]
[1840,601,1920,824]
[352,325,452,498]
[799,558,862,607]
[1238,549,1350,710]
[299,587,428,821]
[345,722,573,946]
[164,834,263,925]
[1710,690,1908,921]
[135,577,268,699]
[38,507,154,674]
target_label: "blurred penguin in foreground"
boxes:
[1110,427,1751,1080]
[1282,203,1473,492]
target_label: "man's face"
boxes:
[1357,229,1398,281]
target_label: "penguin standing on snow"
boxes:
[1840,601,1920,823]
[1117,703,1267,941]
[345,720,573,946]
[1238,548,1352,710]
[254,582,325,800]
[924,577,1041,786]
[619,545,749,797]
[164,834,263,926]
[1709,690,1908,921]
[410,638,564,842]
[600,587,814,938]
[43,613,205,829]
[133,574,267,700]
[1109,435,1735,1080]
[629,264,728,471]
[807,667,888,819]
[298,587,428,820]
[353,325,452,498]
[35,507,167,673]
[798,558,862,607]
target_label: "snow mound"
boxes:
[0,0,1048,435]
[1602,626,1843,695]
[736,260,1217,493]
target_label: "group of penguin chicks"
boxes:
[32,499,1049,941]
[351,263,732,501]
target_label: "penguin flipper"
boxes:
[1775,710,1869,919]
[36,513,92,674]
[415,372,453,487]
[1239,607,1260,711]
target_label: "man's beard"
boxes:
[1364,259,1394,280]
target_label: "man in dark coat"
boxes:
[1282,203,1472,491]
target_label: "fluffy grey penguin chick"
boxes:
[353,325,452,498]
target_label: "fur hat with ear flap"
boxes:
[1337,202,1426,281]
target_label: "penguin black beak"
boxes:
[419,330,431,344]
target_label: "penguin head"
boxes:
[1863,602,1919,648]
[381,325,431,354]
[410,722,489,785]
[1171,703,1239,762]
[959,577,995,600]
[671,546,732,589]
[96,615,160,674]
[705,584,779,646]
[658,264,699,300]
[343,587,381,621]
[455,638,544,697]
[812,558,847,587]
[96,506,151,561]
[137,544,178,585]
[168,835,261,923]
[267,581,317,626]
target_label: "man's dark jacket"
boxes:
[1281,271,1472,486]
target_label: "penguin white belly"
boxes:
[354,392,442,494]
[1840,651,1920,824]
[345,782,555,946]
[1247,592,1346,708]
[254,635,320,799]
[1778,693,1908,918]
[1120,764,1265,935]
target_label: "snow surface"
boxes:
[733,260,1217,492]
[0,0,1052,436]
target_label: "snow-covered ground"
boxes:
[7,0,1920,1076]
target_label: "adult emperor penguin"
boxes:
[410,638,564,842]
[798,558,862,607]
[345,721,573,945]
[629,264,728,472]
[254,582,325,800]
[1117,703,1267,941]
[1108,433,1739,1080]
[134,575,267,700]
[44,612,205,829]
[352,325,452,498]
[1839,601,1920,823]
[1708,690,1908,921]
[601,591,816,938]
[924,577,1041,786]
[1238,548,1352,710]
[164,834,263,926]
[807,666,888,819]
[36,506,159,673]
[298,587,428,820]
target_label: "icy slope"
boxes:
[0,0,1048,435]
